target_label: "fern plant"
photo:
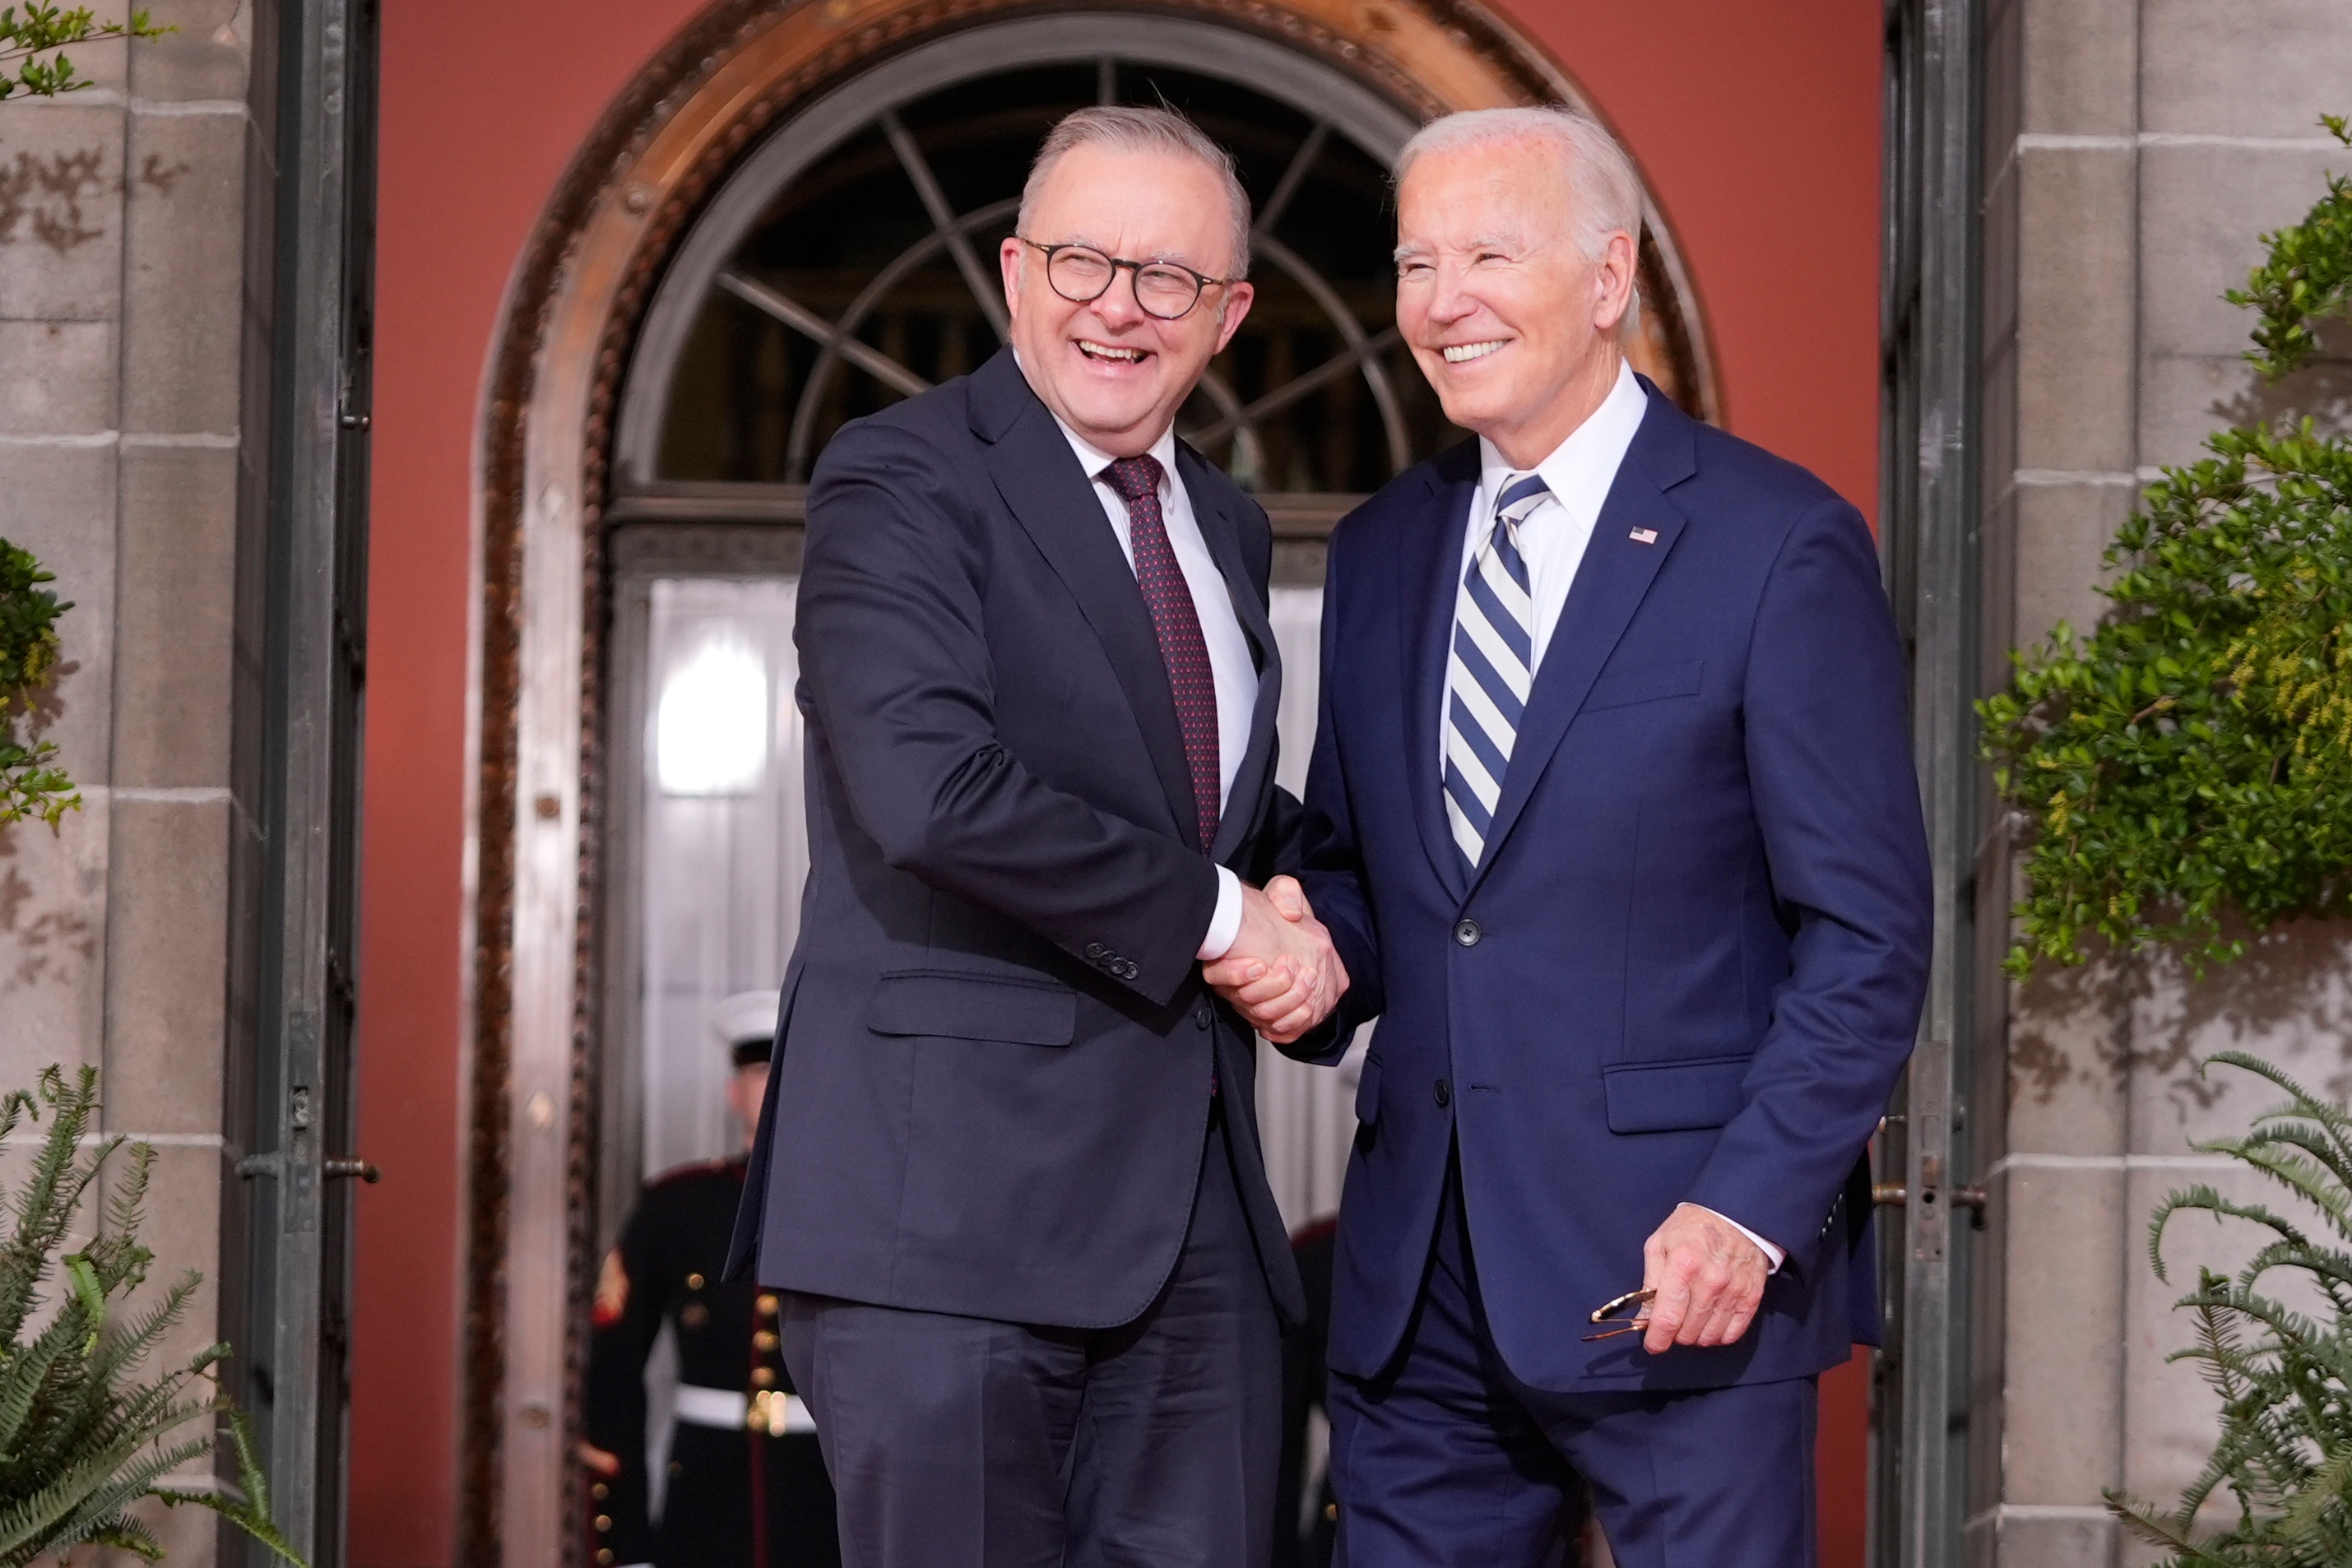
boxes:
[2108,1051,2352,1564]
[0,1065,302,1565]
[0,538,78,830]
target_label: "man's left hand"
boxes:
[1638,1203,1770,1355]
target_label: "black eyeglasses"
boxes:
[1016,237,1236,322]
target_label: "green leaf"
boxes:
[0,1064,299,1564]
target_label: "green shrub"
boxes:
[0,539,77,831]
[1980,116,2352,975]
[0,6,168,99]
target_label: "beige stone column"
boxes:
[1976,2,2352,1565]
[0,4,265,1562]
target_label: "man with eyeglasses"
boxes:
[725,104,1348,1568]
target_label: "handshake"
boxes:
[1201,876,1348,1045]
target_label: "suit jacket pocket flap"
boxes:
[865,971,1078,1046]
[1602,1054,1750,1134]
[1583,658,1704,712]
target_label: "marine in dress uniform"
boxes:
[583,992,842,1568]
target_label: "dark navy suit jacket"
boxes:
[1297,380,1932,1394]
[725,348,1307,1331]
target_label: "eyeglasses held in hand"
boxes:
[1584,1287,1657,1342]
[1016,237,1236,322]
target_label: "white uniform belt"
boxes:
[672,1384,817,1434]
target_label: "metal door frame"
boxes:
[1875,1,1984,1566]
[235,0,379,1558]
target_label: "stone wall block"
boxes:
[124,1141,224,1349]
[2019,0,2136,137]
[130,0,255,104]
[0,797,109,1084]
[2124,925,2352,1155]
[2000,1164,2127,1504]
[2136,346,2352,471]
[1981,0,2021,185]
[2141,0,2352,139]
[2014,147,2136,472]
[112,444,237,787]
[2140,146,2350,361]
[2008,477,2134,652]
[2005,948,2133,1158]
[1993,1512,2118,1568]
[100,795,228,1134]
[1982,158,2020,367]
[1975,469,2017,696]
[0,103,126,322]
[119,107,245,436]
[0,319,114,434]
[0,443,119,784]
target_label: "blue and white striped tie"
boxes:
[1444,471,1549,869]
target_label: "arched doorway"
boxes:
[465,2,1717,1561]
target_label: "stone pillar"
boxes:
[1975,2,2352,1565]
[0,3,267,1561]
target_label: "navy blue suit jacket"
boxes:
[1297,379,1932,1393]
[725,348,1308,1331]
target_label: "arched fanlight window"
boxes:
[610,15,1709,525]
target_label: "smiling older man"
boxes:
[723,106,1347,1568]
[1289,107,1932,1566]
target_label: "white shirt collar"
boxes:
[1047,409,1181,493]
[1475,358,1649,527]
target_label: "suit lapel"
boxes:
[1399,443,1481,902]
[972,350,1196,842]
[1179,445,1283,867]
[1464,389,1697,898]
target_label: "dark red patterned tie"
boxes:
[1104,454,1220,853]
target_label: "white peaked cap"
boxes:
[711,988,783,1049]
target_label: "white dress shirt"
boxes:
[1046,415,1253,960]
[1439,360,1786,1273]
[1440,357,1648,769]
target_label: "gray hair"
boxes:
[1018,105,1254,280]
[1394,106,1645,340]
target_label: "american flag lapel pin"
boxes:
[1629,527,1659,545]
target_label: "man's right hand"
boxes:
[1201,875,1347,1043]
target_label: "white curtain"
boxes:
[1255,586,1367,1236]
[640,577,810,1176]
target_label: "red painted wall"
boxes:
[356,2,1881,1562]
[359,3,708,1561]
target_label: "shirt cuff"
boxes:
[1196,865,1242,961]
[1696,1205,1785,1273]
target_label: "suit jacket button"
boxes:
[1085,943,1106,959]
[1120,960,1139,980]
[1195,1001,1213,1029]
[1453,919,1482,946]
[1433,1079,1452,1107]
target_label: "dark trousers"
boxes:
[779,1100,1280,1568]
[1329,1162,1819,1568]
